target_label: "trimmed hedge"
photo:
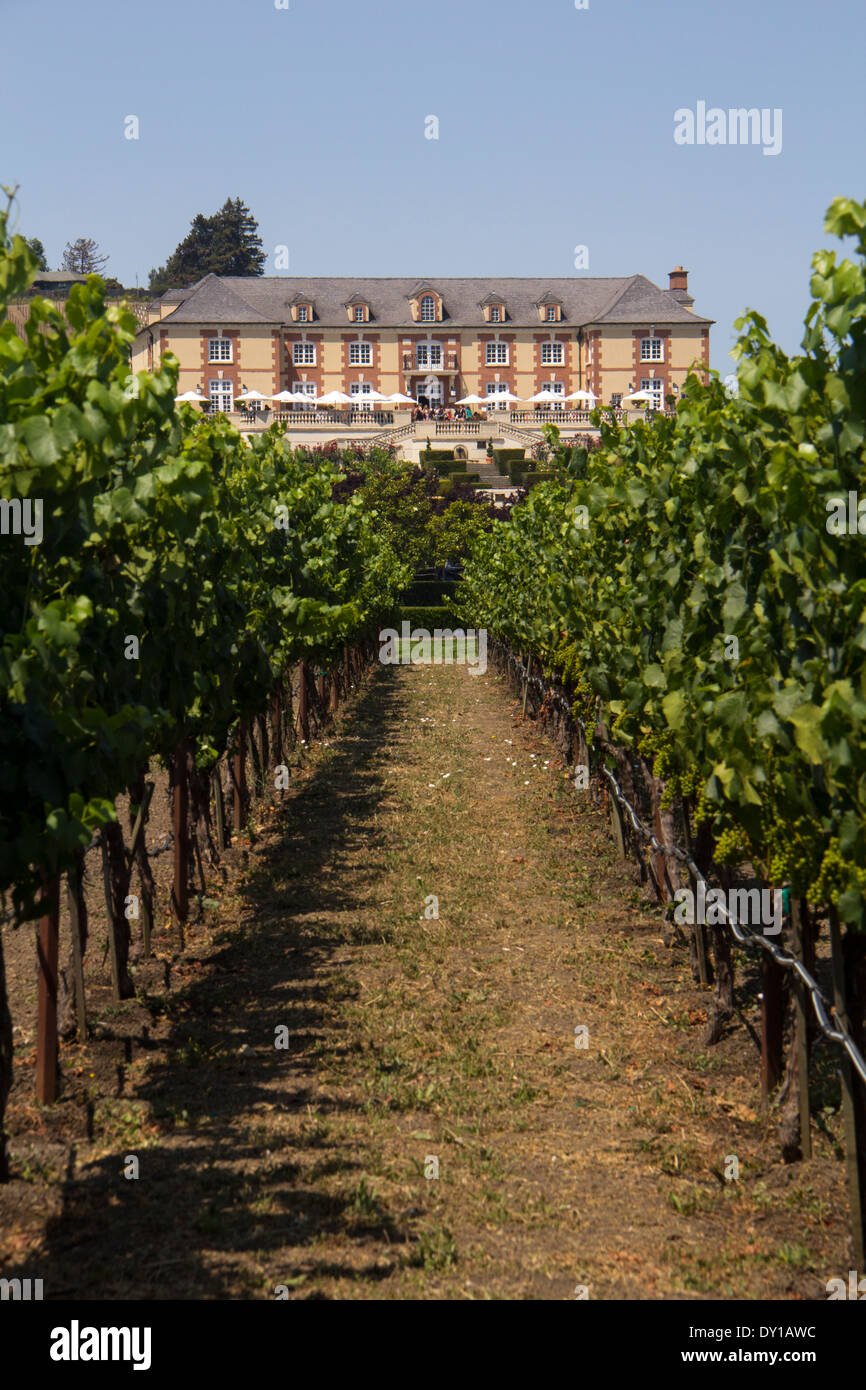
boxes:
[403,580,457,605]
[447,472,480,487]
[394,605,454,630]
[421,449,458,464]
[491,448,527,484]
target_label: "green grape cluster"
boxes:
[570,676,597,730]
[555,638,582,688]
[767,816,823,894]
[693,785,712,828]
[661,764,701,808]
[811,839,866,907]
[638,730,701,807]
[715,826,752,866]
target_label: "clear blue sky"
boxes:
[1,0,864,373]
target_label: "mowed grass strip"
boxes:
[224,661,846,1300]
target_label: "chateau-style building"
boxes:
[132,271,712,414]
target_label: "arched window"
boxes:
[420,294,436,322]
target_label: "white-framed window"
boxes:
[348,342,372,365]
[486,342,509,365]
[541,342,564,365]
[416,343,442,367]
[209,379,233,413]
[641,337,663,361]
[350,382,374,411]
[420,294,436,322]
[293,382,317,411]
[485,382,511,409]
[208,338,232,362]
[490,305,502,323]
[353,304,366,322]
[297,305,309,322]
[640,378,664,407]
[610,393,623,408]
[293,342,316,365]
[545,382,565,405]
[546,305,558,322]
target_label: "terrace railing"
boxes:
[507,409,629,425]
[270,410,396,427]
[434,421,481,435]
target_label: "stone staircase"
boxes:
[468,458,511,489]
[488,419,539,448]
[369,421,416,446]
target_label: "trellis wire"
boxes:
[507,647,866,1088]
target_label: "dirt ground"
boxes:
[0,659,852,1299]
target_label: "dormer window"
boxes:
[537,295,562,323]
[479,294,507,324]
[298,305,309,322]
[345,296,370,323]
[420,294,436,323]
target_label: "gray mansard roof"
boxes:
[152,273,712,328]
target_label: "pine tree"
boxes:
[61,237,109,274]
[208,197,266,277]
[148,198,265,294]
[149,213,214,294]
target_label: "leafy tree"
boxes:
[24,237,48,270]
[149,197,265,294]
[426,501,493,569]
[61,237,109,274]
[358,471,436,574]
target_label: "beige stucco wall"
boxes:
[132,320,709,403]
[668,325,707,373]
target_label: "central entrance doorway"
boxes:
[417,373,443,410]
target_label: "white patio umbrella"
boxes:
[174,389,208,402]
[485,390,523,406]
[384,391,417,404]
[623,389,656,403]
[270,389,309,403]
[566,389,598,404]
[348,389,388,414]
[235,389,269,402]
[315,390,353,406]
[528,389,562,404]
[456,394,486,405]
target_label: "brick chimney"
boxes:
[668,266,695,311]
